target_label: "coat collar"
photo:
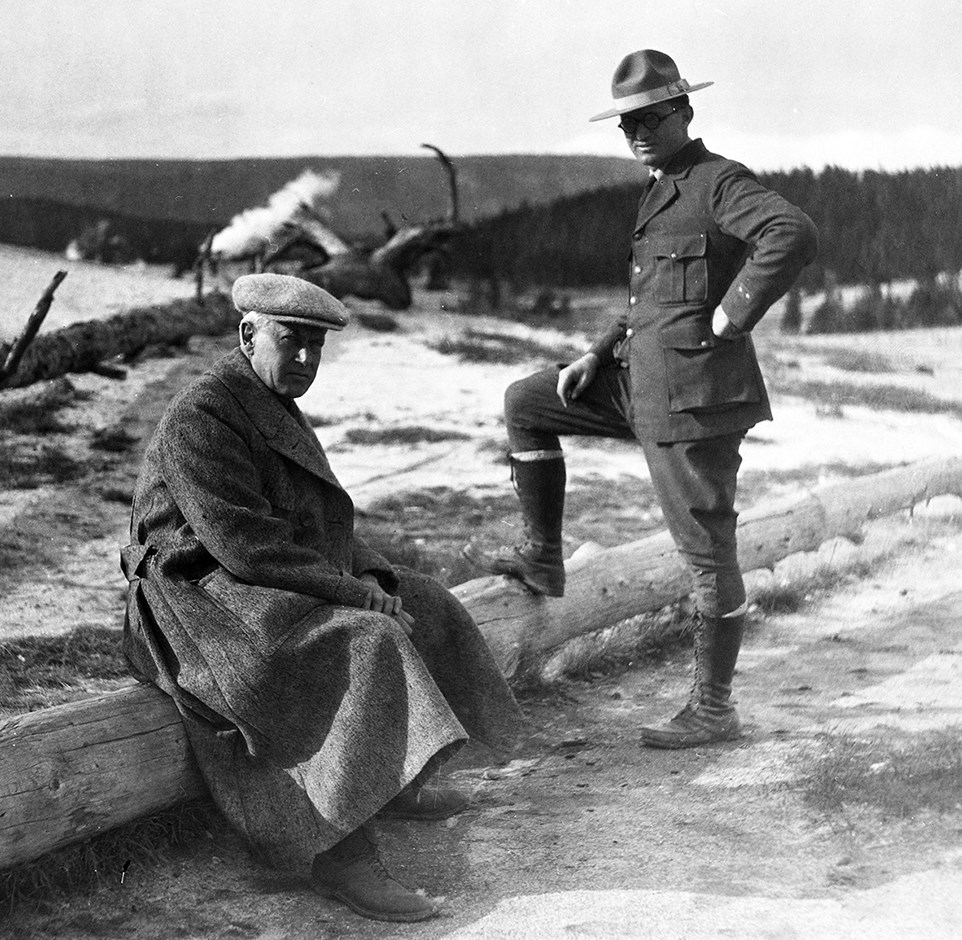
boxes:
[210,348,345,490]
[634,138,706,232]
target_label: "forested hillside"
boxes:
[452,165,962,292]
[0,152,641,246]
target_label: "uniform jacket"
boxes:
[122,349,520,850]
[589,138,818,442]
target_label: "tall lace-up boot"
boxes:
[640,613,745,748]
[311,826,438,923]
[462,455,566,596]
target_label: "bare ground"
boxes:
[3,270,962,937]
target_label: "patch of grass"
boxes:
[358,486,520,586]
[90,425,139,453]
[0,440,84,489]
[354,311,400,332]
[0,377,79,434]
[771,377,962,418]
[539,603,697,686]
[429,329,580,366]
[798,728,962,818]
[341,425,472,446]
[0,800,219,917]
[0,627,130,712]
[751,559,878,616]
[819,348,899,374]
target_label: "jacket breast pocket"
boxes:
[652,233,708,305]
[660,318,761,414]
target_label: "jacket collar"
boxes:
[634,138,706,232]
[210,348,344,490]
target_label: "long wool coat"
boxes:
[589,138,818,443]
[122,348,521,866]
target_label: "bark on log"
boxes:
[0,685,205,870]
[0,292,237,390]
[2,455,961,870]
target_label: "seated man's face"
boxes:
[248,320,327,399]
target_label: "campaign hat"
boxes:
[589,49,713,122]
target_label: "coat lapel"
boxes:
[632,138,704,234]
[211,349,345,491]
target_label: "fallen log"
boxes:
[455,455,962,676]
[2,455,961,870]
[0,292,237,390]
[0,686,205,870]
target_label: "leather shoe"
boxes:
[311,829,437,923]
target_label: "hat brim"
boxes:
[588,81,713,123]
[268,314,347,331]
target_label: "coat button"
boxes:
[633,265,641,274]
[625,328,634,338]
[633,233,642,241]
[670,252,678,259]
[629,296,637,305]
[700,340,710,347]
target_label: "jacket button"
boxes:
[633,265,641,274]
[625,328,634,338]
[670,252,678,259]
[700,340,710,347]
[629,296,637,305]
[633,233,642,241]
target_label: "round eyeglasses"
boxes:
[618,106,681,136]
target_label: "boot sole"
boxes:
[640,725,742,750]
[460,546,565,597]
[315,886,438,923]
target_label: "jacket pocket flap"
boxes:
[652,232,707,260]
[659,317,717,350]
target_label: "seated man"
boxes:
[122,273,522,924]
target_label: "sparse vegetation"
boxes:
[0,801,219,916]
[0,627,130,714]
[769,376,962,418]
[341,425,472,446]
[354,311,400,332]
[0,441,84,489]
[429,329,580,365]
[819,348,900,374]
[798,728,962,818]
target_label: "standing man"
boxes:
[123,273,521,923]
[465,50,817,748]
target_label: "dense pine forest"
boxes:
[451,165,962,295]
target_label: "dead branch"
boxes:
[0,271,68,384]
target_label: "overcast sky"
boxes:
[4,0,960,172]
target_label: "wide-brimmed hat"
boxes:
[232,273,349,331]
[589,49,713,122]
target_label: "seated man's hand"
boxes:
[359,573,414,636]
[557,353,599,407]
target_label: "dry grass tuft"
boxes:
[0,801,219,918]
[429,329,580,366]
[798,728,962,818]
[0,627,130,713]
[340,425,472,446]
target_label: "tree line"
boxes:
[449,165,962,294]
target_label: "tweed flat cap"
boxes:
[232,273,349,330]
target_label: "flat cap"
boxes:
[232,273,349,331]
